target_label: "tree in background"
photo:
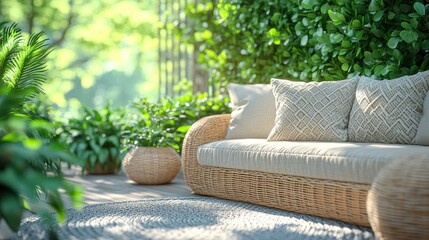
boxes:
[0,0,159,113]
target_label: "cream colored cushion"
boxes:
[416,91,429,145]
[268,78,358,142]
[348,71,429,144]
[197,139,429,184]
[225,83,276,139]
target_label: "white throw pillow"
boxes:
[225,83,276,139]
[268,78,358,142]
[348,71,429,144]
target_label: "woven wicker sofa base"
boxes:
[182,114,371,227]
[186,165,370,227]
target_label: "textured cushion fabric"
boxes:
[348,71,429,144]
[197,139,429,184]
[225,83,276,139]
[416,91,429,145]
[267,78,358,142]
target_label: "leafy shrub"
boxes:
[59,105,126,174]
[180,0,429,86]
[123,92,230,153]
[0,23,82,233]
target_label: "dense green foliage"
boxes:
[59,106,126,174]
[0,23,82,233]
[57,93,230,172]
[122,93,230,153]
[181,0,429,86]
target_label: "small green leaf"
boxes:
[387,38,400,49]
[392,49,402,61]
[414,2,426,16]
[364,51,373,59]
[341,63,350,71]
[271,12,281,22]
[338,56,348,63]
[301,35,309,46]
[374,65,389,76]
[355,31,364,40]
[301,0,316,9]
[369,0,383,11]
[401,22,412,30]
[399,30,418,43]
[176,125,190,133]
[330,33,344,43]
[268,28,279,38]
[353,64,362,72]
[320,3,330,14]
[328,10,346,25]
[410,18,419,29]
[341,40,351,48]
[352,19,361,29]
[373,11,384,21]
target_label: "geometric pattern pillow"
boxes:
[267,77,359,142]
[348,71,429,144]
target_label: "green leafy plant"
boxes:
[60,105,126,174]
[123,92,230,153]
[179,0,429,86]
[0,23,82,234]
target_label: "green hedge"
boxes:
[181,0,429,86]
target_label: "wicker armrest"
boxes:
[181,114,231,183]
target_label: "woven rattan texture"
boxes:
[123,147,181,184]
[367,154,429,240]
[182,114,371,227]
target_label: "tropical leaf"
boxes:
[0,23,22,89]
[5,29,51,102]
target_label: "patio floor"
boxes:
[63,166,194,207]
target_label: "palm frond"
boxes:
[6,30,51,100]
[0,23,22,88]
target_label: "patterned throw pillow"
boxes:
[225,83,276,139]
[348,71,429,144]
[267,78,359,142]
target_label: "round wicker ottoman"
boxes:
[122,147,181,185]
[367,154,429,240]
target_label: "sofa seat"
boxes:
[197,139,429,184]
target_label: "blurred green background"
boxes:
[0,0,159,115]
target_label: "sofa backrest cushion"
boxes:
[348,71,429,144]
[225,83,276,139]
[267,77,359,142]
[416,91,429,145]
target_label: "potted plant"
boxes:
[0,23,82,237]
[121,98,183,184]
[121,95,230,184]
[60,105,126,174]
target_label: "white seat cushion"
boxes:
[197,139,429,184]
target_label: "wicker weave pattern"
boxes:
[182,114,371,226]
[123,147,181,185]
[367,155,429,239]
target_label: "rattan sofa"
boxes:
[181,114,429,227]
